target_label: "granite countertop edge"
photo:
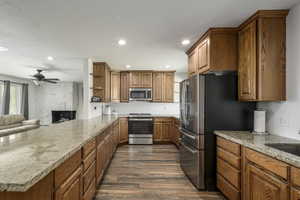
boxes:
[214,131,300,169]
[0,117,119,192]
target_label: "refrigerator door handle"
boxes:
[180,129,196,140]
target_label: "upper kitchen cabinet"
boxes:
[111,71,120,102]
[92,62,111,102]
[120,72,129,102]
[129,71,153,88]
[153,72,175,103]
[186,28,238,75]
[238,10,288,101]
[141,72,153,87]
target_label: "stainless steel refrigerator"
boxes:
[179,73,256,191]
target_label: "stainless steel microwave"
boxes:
[129,88,152,101]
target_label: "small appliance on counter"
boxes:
[128,113,153,144]
[179,73,256,191]
[253,110,267,134]
[91,96,101,103]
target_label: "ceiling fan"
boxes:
[31,69,60,85]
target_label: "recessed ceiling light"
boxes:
[47,56,54,61]
[118,39,127,46]
[165,65,171,69]
[126,65,131,68]
[181,39,190,46]
[0,46,8,51]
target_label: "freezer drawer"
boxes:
[180,128,204,150]
[180,140,205,190]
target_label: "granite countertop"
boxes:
[0,115,119,192]
[215,131,300,168]
[118,114,180,119]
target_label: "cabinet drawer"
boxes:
[55,150,82,188]
[82,138,96,158]
[154,117,172,122]
[217,158,240,189]
[83,150,96,172]
[83,162,96,193]
[245,148,288,180]
[83,178,96,200]
[291,167,300,187]
[55,166,82,200]
[217,137,241,156]
[217,147,241,169]
[217,174,240,200]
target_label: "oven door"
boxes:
[180,138,205,190]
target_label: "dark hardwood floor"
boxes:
[95,145,225,200]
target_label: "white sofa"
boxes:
[0,114,40,136]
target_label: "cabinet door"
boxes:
[163,72,174,102]
[96,140,105,183]
[142,72,153,88]
[198,39,209,71]
[245,163,288,200]
[291,188,300,200]
[153,122,163,142]
[111,72,120,102]
[55,167,82,200]
[120,72,129,102]
[105,66,111,102]
[129,72,141,88]
[119,118,128,143]
[238,21,257,101]
[161,121,171,141]
[188,49,197,76]
[152,72,163,102]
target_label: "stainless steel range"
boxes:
[128,113,153,144]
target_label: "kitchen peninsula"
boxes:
[0,114,179,200]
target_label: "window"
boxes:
[0,82,3,114]
[9,84,22,115]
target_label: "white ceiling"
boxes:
[0,0,299,81]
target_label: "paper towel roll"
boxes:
[254,110,266,133]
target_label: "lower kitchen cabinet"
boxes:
[0,173,54,200]
[291,188,300,200]
[153,118,172,142]
[216,136,295,200]
[216,137,241,200]
[245,162,288,200]
[153,117,180,146]
[119,117,128,143]
[55,166,82,200]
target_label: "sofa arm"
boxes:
[22,119,40,126]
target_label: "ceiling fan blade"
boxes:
[31,79,40,86]
[45,78,60,81]
[43,80,58,84]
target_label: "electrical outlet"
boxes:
[279,117,288,127]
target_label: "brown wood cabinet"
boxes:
[153,118,173,142]
[119,117,128,143]
[129,71,152,88]
[152,72,174,103]
[120,72,129,102]
[186,28,238,75]
[111,72,120,102]
[291,188,300,200]
[188,49,197,76]
[142,72,153,87]
[0,173,54,200]
[152,72,164,101]
[238,10,288,101]
[55,166,82,200]
[245,162,288,200]
[92,62,111,102]
[171,118,180,147]
[216,137,241,200]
